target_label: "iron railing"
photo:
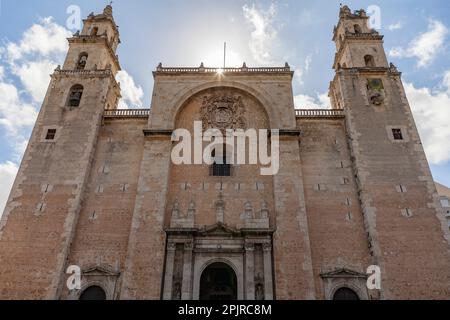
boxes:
[103,109,151,118]
[295,109,345,118]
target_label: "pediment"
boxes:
[82,265,120,277]
[198,222,240,236]
[320,268,367,279]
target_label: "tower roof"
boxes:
[86,4,117,26]
[338,4,368,20]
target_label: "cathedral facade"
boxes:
[0,5,449,300]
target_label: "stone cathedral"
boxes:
[0,5,449,300]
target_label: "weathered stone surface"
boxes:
[0,5,449,300]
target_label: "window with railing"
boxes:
[210,144,232,177]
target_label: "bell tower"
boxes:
[332,5,388,70]
[0,5,122,299]
[329,5,450,299]
[63,5,121,76]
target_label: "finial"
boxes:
[104,2,113,16]
[389,62,398,72]
[339,4,351,17]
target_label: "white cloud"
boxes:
[294,54,313,86]
[294,68,304,86]
[116,70,144,109]
[12,60,55,102]
[242,3,278,65]
[387,22,403,31]
[405,72,450,164]
[6,17,71,62]
[294,92,330,109]
[0,16,70,164]
[12,137,29,161]
[0,82,38,135]
[443,70,450,89]
[4,17,70,104]
[389,19,448,68]
[304,55,312,73]
[0,161,18,217]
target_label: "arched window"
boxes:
[333,287,360,300]
[354,24,362,34]
[91,26,99,36]
[76,53,88,70]
[79,286,106,300]
[67,84,84,107]
[364,55,375,67]
[211,144,232,177]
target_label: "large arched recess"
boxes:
[174,85,271,130]
[164,84,276,229]
[170,81,279,130]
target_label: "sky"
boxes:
[0,0,450,213]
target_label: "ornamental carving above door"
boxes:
[200,94,246,131]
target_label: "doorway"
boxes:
[200,262,238,300]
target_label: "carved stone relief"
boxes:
[242,201,270,229]
[367,78,385,106]
[200,94,246,132]
[170,199,195,228]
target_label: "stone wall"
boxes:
[59,118,147,299]
[0,73,116,299]
[298,118,372,299]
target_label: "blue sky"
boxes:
[1,0,450,212]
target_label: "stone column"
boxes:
[162,242,176,300]
[245,242,255,300]
[272,132,316,299]
[181,241,193,300]
[120,132,173,299]
[263,243,274,300]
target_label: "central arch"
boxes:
[164,81,288,130]
[200,262,238,300]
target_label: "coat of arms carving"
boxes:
[200,94,246,131]
[367,78,385,106]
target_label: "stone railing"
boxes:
[295,109,345,118]
[103,109,151,118]
[103,109,343,119]
[72,34,103,40]
[344,31,383,40]
[53,68,113,77]
[155,63,292,74]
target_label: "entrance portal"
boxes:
[200,262,238,300]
